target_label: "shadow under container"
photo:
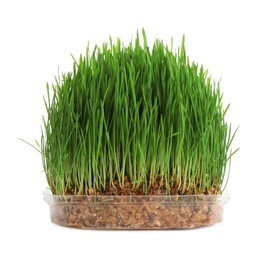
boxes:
[44,191,230,229]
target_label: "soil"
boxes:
[63,176,219,196]
[49,177,223,229]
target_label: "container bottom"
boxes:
[48,196,225,229]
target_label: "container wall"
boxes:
[45,193,229,229]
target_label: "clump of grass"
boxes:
[40,29,238,196]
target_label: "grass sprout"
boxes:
[40,29,238,195]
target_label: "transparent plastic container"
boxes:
[43,190,230,229]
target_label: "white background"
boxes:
[0,0,260,259]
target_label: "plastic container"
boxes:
[43,190,230,229]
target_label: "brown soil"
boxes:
[63,176,219,196]
[49,177,223,229]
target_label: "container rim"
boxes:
[42,188,230,206]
